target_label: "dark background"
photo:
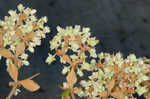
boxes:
[0,0,149,99]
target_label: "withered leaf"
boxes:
[99,91,108,98]
[108,79,115,93]
[62,55,71,64]
[140,80,150,87]
[66,68,77,88]
[16,42,25,56]
[147,92,150,99]
[14,58,22,68]
[20,79,40,92]
[111,91,124,99]
[88,86,94,93]
[64,36,70,43]
[0,34,3,47]
[23,32,34,42]
[8,63,18,82]
[16,29,23,38]
[0,48,13,58]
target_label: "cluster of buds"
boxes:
[0,4,50,99]
[47,26,150,99]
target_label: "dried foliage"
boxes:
[47,26,150,99]
[0,4,50,99]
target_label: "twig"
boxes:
[6,85,17,99]
[28,73,40,80]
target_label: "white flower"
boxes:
[24,8,31,16]
[50,41,59,50]
[87,37,99,47]
[19,53,28,60]
[62,66,70,75]
[14,88,21,96]
[81,61,91,71]
[44,26,50,33]
[62,82,69,89]
[28,46,34,53]
[22,60,30,66]
[30,9,36,14]
[17,4,24,12]
[127,54,137,62]
[136,86,148,96]
[45,53,55,64]
[57,26,63,32]
[8,10,17,17]
[89,48,97,58]
[82,27,90,33]
[42,16,48,23]
[98,52,104,59]
[70,54,78,60]
[77,68,83,77]
[71,42,79,52]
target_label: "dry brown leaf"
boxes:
[111,91,124,99]
[66,68,77,88]
[16,29,23,38]
[140,80,150,87]
[16,42,25,56]
[0,48,13,58]
[8,63,18,82]
[147,92,150,99]
[23,32,34,42]
[88,86,94,93]
[20,79,40,92]
[62,55,71,64]
[108,79,115,93]
[64,36,70,43]
[0,34,3,47]
[15,58,22,68]
[99,91,108,98]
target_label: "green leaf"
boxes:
[61,89,70,99]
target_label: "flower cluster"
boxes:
[0,4,50,99]
[46,25,99,99]
[0,4,50,68]
[75,53,150,99]
[47,26,150,99]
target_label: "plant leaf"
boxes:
[16,42,25,56]
[66,68,77,88]
[108,79,115,93]
[61,89,70,99]
[23,32,34,42]
[16,29,23,38]
[99,91,108,98]
[0,48,13,58]
[20,79,40,92]
[111,91,124,99]
[0,34,3,47]
[8,63,18,82]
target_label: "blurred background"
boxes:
[0,0,149,99]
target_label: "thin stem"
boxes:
[28,73,40,80]
[70,88,75,99]
[6,85,17,99]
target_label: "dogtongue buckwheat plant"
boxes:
[0,4,50,99]
[46,26,150,99]
[46,25,99,99]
